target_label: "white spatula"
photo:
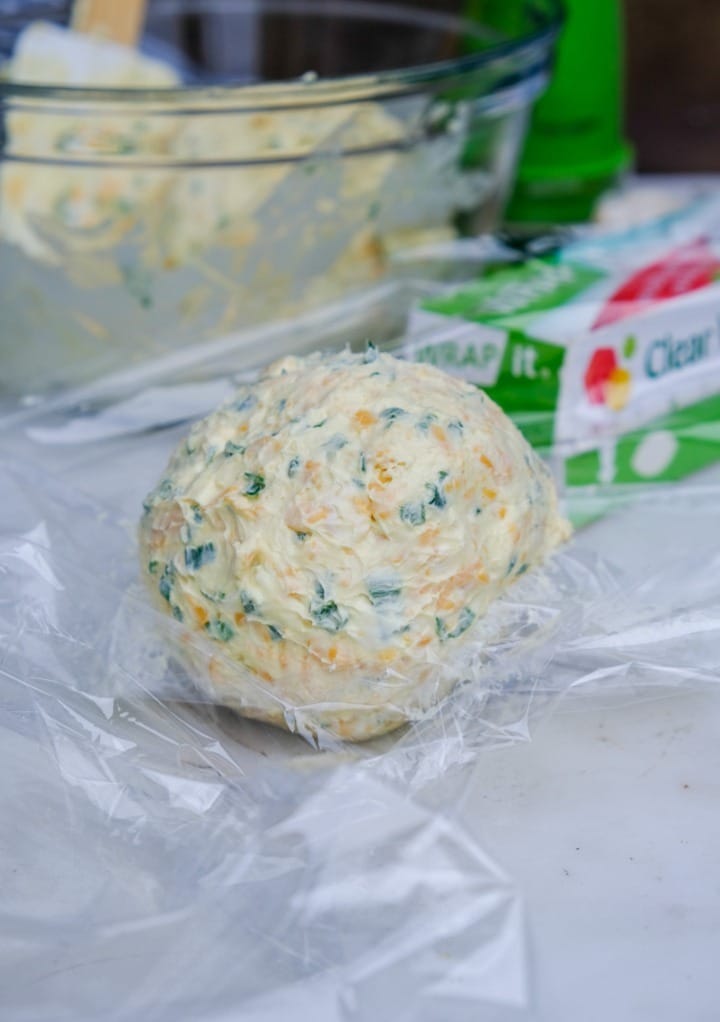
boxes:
[71,0,147,48]
[8,0,177,88]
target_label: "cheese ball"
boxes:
[139,348,570,740]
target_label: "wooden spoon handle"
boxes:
[72,0,147,47]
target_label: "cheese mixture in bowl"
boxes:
[0,2,562,398]
[140,349,570,740]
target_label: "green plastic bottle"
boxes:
[472,0,632,226]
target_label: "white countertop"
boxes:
[460,687,720,1021]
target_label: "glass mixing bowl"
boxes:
[0,0,562,399]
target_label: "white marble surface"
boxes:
[453,456,720,1021]
[459,687,720,1021]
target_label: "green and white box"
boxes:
[405,205,720,490]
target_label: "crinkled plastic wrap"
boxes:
[2,320,719,1018]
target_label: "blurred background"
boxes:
[392,0,720,175]
[5,0,720,174]
[3,0,719,396]
[624,0,720,173]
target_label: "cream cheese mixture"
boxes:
[140,349,570,739]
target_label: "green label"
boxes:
[421,258,605,324]
[409,320,564,448]
[410,254,720,511]
[411,256,602,448]
[565,391,720,487]
[484,331,565,448]
[412,335,503,376]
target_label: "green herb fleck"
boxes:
[158,563,176,603]
[474,507,483,516]
[380,407,406,426]
[192,507,204,524]
[267,624,283,641]
[55,131,76,153]
[223,441,245,457]
[148,560,159,575]
[145,482,171,515]
[517,563,529,575]
[426,486,446,509]
[448,420,464,434]
[368,579,402,605]
[310,582,348,633]
[417,412,438,432]
[399,502,426,526]
[453,607,476,637]
[184,543,216,571]
[243,472,265,497]
[426,472,448,509]
[172,605,184,622]
[324,433,348,455]
[121,263,154,309]
[205,618,234,641]
[359,452,367,473]
[114,136,137,155]
[287,456,300,478]
[294,531,309,542]
[239,591,257,615]
[312,418,327,429]
[233,393,256,413]
[436,607,476,642]
[363,341,378,363]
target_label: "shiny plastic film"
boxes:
[3,198,720,1019]
[2,441,718,765]
[0,447,538,1022]
[2,366,720,1022]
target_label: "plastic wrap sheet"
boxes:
[1,458,531,1022]
[1,366,719,1021]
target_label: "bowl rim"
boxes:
[0,0,564,107]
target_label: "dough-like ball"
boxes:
[140,348,570,740]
